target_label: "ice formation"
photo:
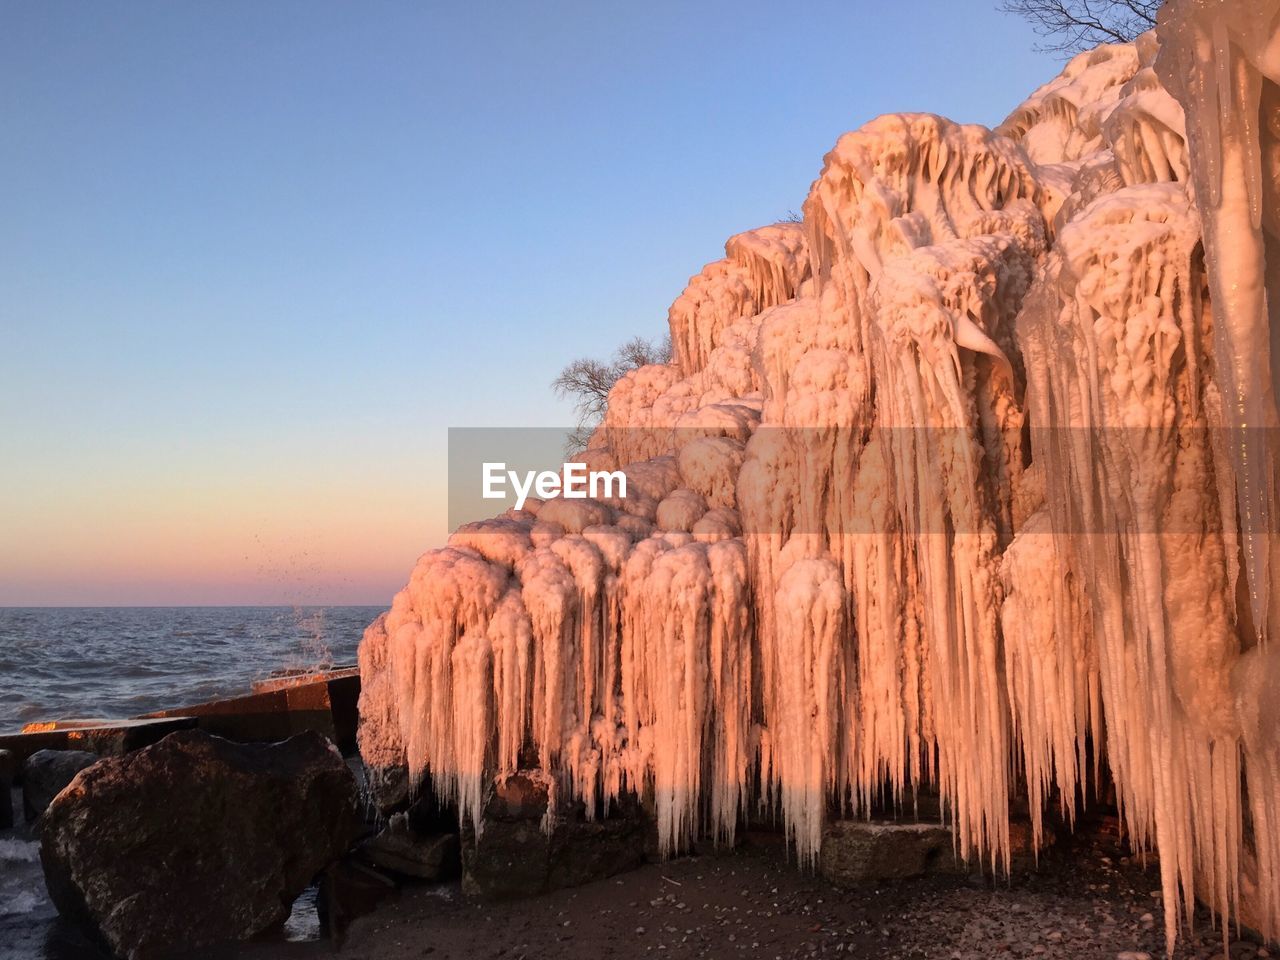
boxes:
[359,1,1280,949]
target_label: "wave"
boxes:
[0,891,40,917]
[0,606,379,730]
[0,840,39,863]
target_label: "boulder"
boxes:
[461,770,647,898]
[818,820,961,884]
[358,811,459,880]
[22,750,98,823]
[40,729,360,960]
[364,763,412,816]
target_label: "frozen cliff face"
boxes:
[358,1,1280,948]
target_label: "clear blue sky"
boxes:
[0,1,1055,606]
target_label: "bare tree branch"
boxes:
[613,334,672,372]
[551,358,615,423]
[999,0,1160,55]
[563,423,596,457]
[553,334,673,454]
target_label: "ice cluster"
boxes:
[359,0,1280,948]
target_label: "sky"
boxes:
[0,1,1056,606]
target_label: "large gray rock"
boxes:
[819,815,1049,885]
[40,729,360,960]
[22,749,98,823]
[462,770,647,899]
[819,820,961,884]
[359,811,459,880]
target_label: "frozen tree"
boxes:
[1000,0,1161,54]
[553,334,672,452]
[360,9,1280,951]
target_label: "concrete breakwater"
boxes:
[0,666,360,769]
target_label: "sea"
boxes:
[0,606,381,732]
[0,605,384,959]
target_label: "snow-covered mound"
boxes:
[358,0,1280,949]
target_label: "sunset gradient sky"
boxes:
[1,1,1053,605]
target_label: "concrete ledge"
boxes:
[139,668,359,753]
[2,667,361,769]
[251,665,358,695]
[0,717,199,770]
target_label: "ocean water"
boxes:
[0,606,381,733]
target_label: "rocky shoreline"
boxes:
[1,668,1274,960]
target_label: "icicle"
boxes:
[1157,0,1280,648]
